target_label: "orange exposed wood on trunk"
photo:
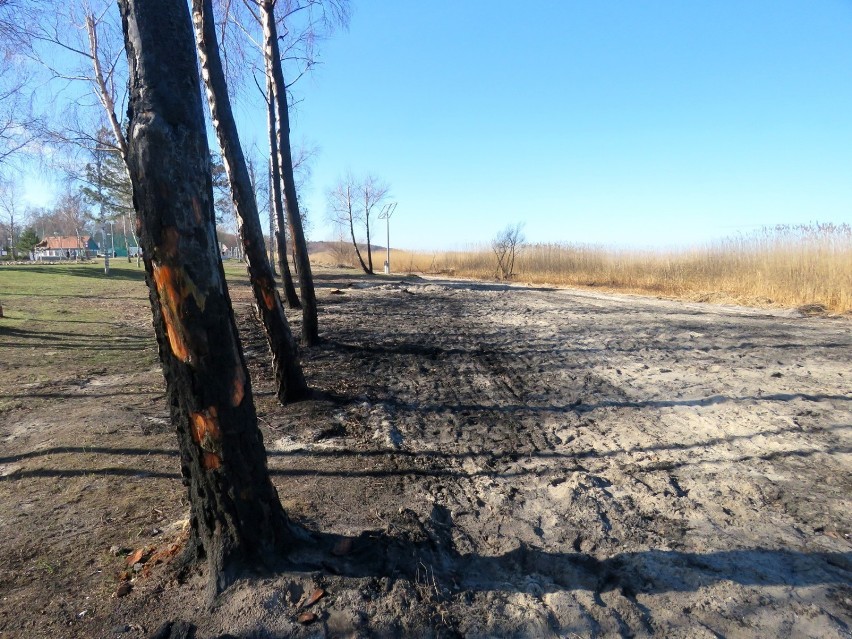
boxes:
[151,240,210,365]
[261,282,276,311]
[232,366,245,407]
[190,406,221,445]
[202,452,222,470]
[191,407,223,469]
[152,263,192,362]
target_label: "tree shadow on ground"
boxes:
[329,337,852,361]
[1,291,143,300]
[179,507,850,639]
[4,419,849,475]
[5,444,850,638]
[286,504,852,596]
[20,262,145,282]
[0,325,150,351]
[0,264,146,282]
[380,392,852,416]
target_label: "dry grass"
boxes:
[386,224,852,314]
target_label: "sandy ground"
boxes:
[0,268,850,638]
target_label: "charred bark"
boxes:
[266,75,300,309]
[261,0,319,346]
[192,0,307,404]
[119,0,292,596]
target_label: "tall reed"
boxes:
[389,224,852,313]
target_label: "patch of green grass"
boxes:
[1,263,147,322]
[221,259,251,287]
[0,259,258,392]
[0,261,146,295]
[0,262,155,390]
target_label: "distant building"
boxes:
[33,236,99,260]
[220,242,243,260]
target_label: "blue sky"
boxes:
[25,1,852,250]
[276,0,852,249]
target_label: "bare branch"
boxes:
[492,223,526,280]
[85,13,127,158]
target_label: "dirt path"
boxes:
[1,268,850,637]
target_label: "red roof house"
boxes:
[33,236,99,260]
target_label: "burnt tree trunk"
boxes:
[266,75,300,309]
[266,165,276,276]
[261,0,319,346]
[119,0,292,596]
[365,194,374,274]
[192,0,307,404]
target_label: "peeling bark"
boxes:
[119,0,292,596]
[192,0,307,404]
[86,14,128,161]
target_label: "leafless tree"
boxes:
[193,0,308,403]
[53,190,90,260]
[360,174,389,274]
[327,173,368,273]
[264,73,300,307]
[0,178,22,257]
[0,66,40,166]
[0,1,41,167]
[224,0,349,344]
[23,1,126,151]
[26,194,89,239]
[23,1,145,262]
[492,222,525,280]
[327,173,389,275]
[261,0,320,344]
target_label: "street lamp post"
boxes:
[378,202,397,274]
[103,223,111,275]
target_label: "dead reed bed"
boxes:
[392,224,852,314]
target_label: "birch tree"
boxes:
[0,179,21,258]
[25,1,143,262]
[327,173,369,273]
[359,174,389,274]
[193,0,308,403]
[265,73,301,308]
[260,0,319,345]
